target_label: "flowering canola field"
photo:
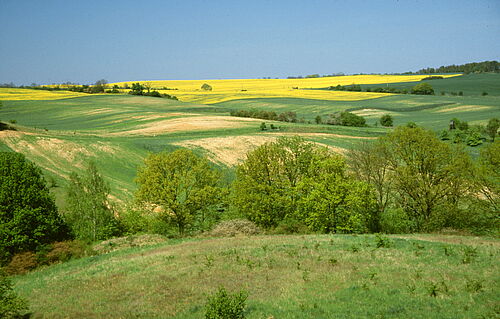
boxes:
[113,74,461,104]
[0,88,90,101]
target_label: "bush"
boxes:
[45,240,90,264]
[201,83,213,91]
[271,217,310,234]
[327,112,366,127]
[379,208,415,234]
[4,251,38,275]
[205,287,248,319]
[380,114,393,127]
[207,219,260,237]
[0,270,28,318]
[411,82,434,95]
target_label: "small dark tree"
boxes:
[201,83,213,91]
[129,82,145,95]
[0,152,69,264]
[486,118,500,141]
[380,114,393,127]
[65,161,119,242]
[91,79,108,93]
[315,115,322,124]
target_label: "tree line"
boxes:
[409,61,500,74]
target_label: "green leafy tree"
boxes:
[380,114,393,127]
[129,82,145,95]
[232,137,375,232]
[0,152,69,263]
[475,140,500,211]
[315,115,322,124]
[296,156,377,233]
[383,126,473,230]
[411,82,434,95]
[486,118,500,141]
[348,141,394,231]
[135,149,221,235]
[0,269,28,318]
[65,161,119,242]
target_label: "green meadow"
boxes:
[12,234,500,318]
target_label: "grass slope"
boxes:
[13,234,500,318]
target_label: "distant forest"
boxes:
[410,60,499,74]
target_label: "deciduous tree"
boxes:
[135,149,221,234]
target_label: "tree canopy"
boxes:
[135,149,221,234]
[0,152,68,263]
[231,137,376,232]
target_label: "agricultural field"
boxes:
[0,73,499,204]
[12,233,500,318]
[113,74,461,104]
[0,88,92,100]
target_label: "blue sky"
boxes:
[0,0,499,85]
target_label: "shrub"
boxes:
[411,82,434,95]
[201,83,213,91]
[205,287,248,319]
[327,112,366,127]
[45,240,90,264]
[379,208,414,234]
[272,217,310,234]
[0,270,28,318]
[207,219,260,237]
[380,114,393,127]
[4,251,38,275]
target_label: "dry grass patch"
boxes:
[111,116,260,136]
[434,105,492,113]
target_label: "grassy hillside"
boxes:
[13,234,499,318]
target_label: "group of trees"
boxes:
[128,82,178,99]
[230,109,297,123]
[440,117,499,146]
[413,61,499,74]
[329,82,435,95]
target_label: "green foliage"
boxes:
[201,83,213,91]
[205,287,247,319]
[232,137,376,232]
[486,118,499,141]
[65,161,119,242]
[0,152,69,264]
[379,208,415,234]
[411,82,434,95]
[135,149,221,235]
[382,127,473,231]
[327,112,366,127]
[474,140,500,214]
[379,114,393,127]
[0,270,28,318]
[315,115,322,124]
[259,122,267,131]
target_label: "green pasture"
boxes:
[13,234,500,318]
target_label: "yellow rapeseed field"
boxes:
[113,74,461,104]
[0,88,90,101]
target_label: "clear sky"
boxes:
[1,0,499,85]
